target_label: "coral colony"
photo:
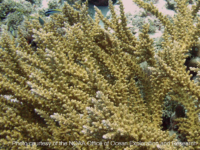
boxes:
[0,0,200,149]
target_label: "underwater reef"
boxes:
[0,0,200,149]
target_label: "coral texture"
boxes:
[0,0,200,149]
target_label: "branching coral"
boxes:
[0,0,199,149]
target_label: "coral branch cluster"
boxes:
[0,0,199,149]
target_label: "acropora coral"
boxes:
[0,0,200,149]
